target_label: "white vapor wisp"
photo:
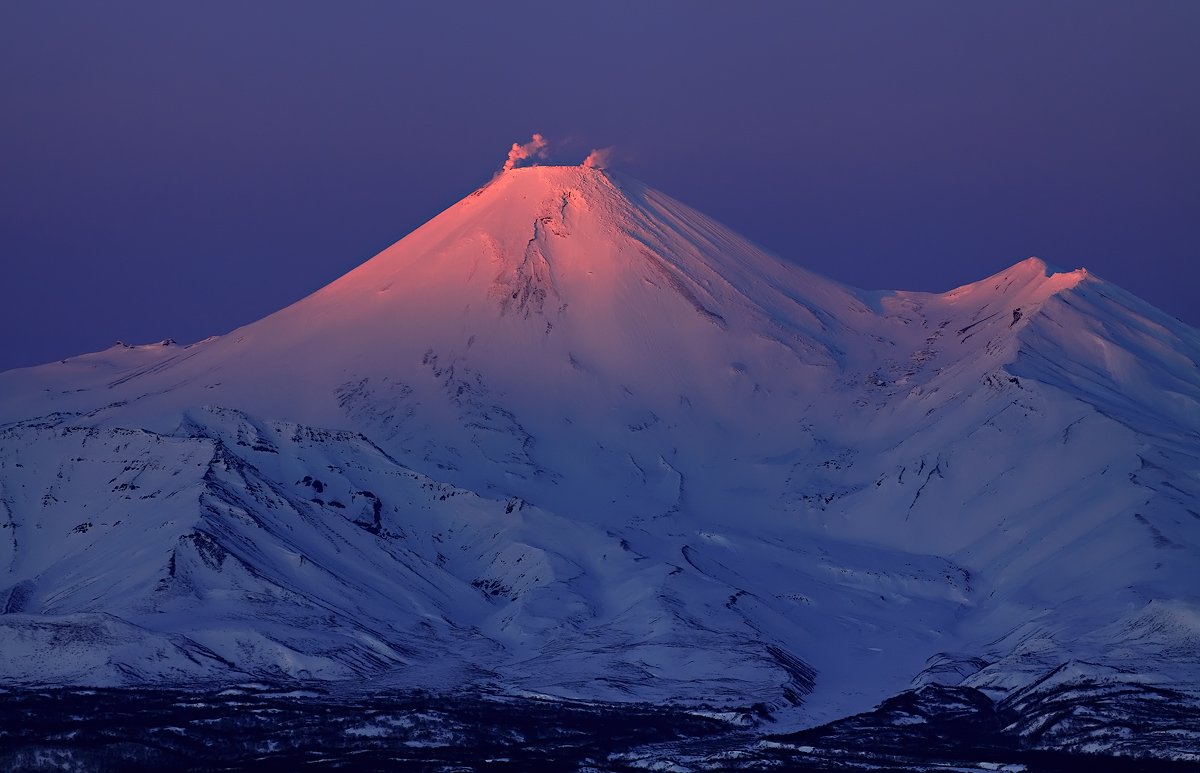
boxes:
[582,147,615,169]
[502,133,549,172]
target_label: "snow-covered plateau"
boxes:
[1,165,1197,766]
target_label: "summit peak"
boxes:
[488,161,615,193]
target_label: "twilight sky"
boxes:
[2,2,1198,372]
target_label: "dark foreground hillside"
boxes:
[1,685,1194,771]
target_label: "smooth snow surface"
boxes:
[1,166,1197,749]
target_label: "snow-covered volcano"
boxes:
[1,165,1198,758]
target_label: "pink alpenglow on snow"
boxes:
[501,133,549,172]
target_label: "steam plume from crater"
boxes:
[582,146,615,169]
[502,133,549,172]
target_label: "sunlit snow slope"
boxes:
[1,166,1197,756]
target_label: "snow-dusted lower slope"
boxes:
[1,165,1197,758]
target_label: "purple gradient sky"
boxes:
[3,2,1198,372]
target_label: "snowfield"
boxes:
[1,165,1197,761]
